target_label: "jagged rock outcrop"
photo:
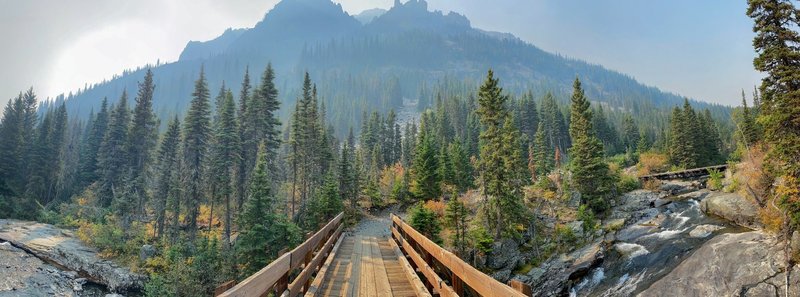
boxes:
[0,220,145,293]
[700,192,762,229]
[0,241,104,296]
[640,231,798,297]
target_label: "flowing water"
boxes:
[569,194,748,297]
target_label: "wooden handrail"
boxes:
[391,214,530,297]
[218,212,344,297]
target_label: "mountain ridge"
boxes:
[51,0,729,132]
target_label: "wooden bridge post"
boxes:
[509,279,532,296]
[274,248,290,295]
[451,271,464,296]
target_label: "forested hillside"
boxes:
[49,0,731,137]
[9,0,799,296]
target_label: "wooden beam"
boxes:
[388,235,432,297]
[392,226,457,297]
[218,253,291,297]
[287,223,344,296]
[304,233,346,297]
[392,214,527,297]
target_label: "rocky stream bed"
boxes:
[0,220,145,296]
[487,181,798,297]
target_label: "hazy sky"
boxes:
[0,0,760,108]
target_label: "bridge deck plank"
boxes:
[311,235,425,297]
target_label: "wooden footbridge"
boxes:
[639,164,728,182]
[215,212,531,297]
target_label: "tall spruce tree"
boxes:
[182,67,212,241]
[126,69,157,220]
[476,70,526,239]
[79,98,109,187]
[212,89,240,245]
[154,116,181,239]
[97,91,130,207]
[410,123,440,200]
[568,78,613,214]
[533,124,552,179]
[747,0,800,228]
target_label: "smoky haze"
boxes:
[0,0,759,109]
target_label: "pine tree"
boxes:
[621,114,640,152]
[698,110,722,166]
[410,123,441,200]
[154,116,181,239]
[533,124,552,179]
[212,89,240,245]
[79,98,109,187]
[237,67,252,212]
[237,143,301,277]
[402,122,417,167]
[0,95,26,196]
[739,90,759,147]
[669,99,700,168]
[568,78,613,214]
[183,67,212,241]
[339,128,359,210]
[517,90,539,141]
[444,193,469,256]
[448,141,473,192]
[593,106,619,155]
[126,69,158,221]
[747,0,800,227]
[476,70,526,239]
[97,91,130,207]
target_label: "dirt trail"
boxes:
[350,205,405,238]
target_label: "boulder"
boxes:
[486,238,522,271]
[139,244,157,262]
[567,221,584,238]
[700,192,762,229]
[658,180,698,195]
[639,231,800,297]
[0,220,146,293]
[491,269,512,283]
[675,189,711,201]
[523,240,605,297]
[651,198,672,208]
[688,224,724,238]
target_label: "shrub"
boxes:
[617,174,641,193]
[638,152,669,175]
[409,202,442,244]
[555,225,577,251]
[468,226,494,254]
[577,205,597,234]
[708,169,723,190]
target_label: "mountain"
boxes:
[354,8,386,24]
[179,28,246,61]
[55,0,729,133]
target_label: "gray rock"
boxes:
[486,239,522,271]
[688,224,724,238]
[652,198,672,208]
[523,240,605,297]
[0,241,78,296]
[567,221,584,238]
[491,269,512,283]
[700,192,762,229]
[0,220,146,293]
[676,189,711,201]
[639,231,799,297]
[139,244,157,262]
[792,231,800,260]
[658,180,697,195]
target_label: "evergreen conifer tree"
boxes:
[568,78,613,214]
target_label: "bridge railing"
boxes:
[217,212,344,297]
[390,214,531,297]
